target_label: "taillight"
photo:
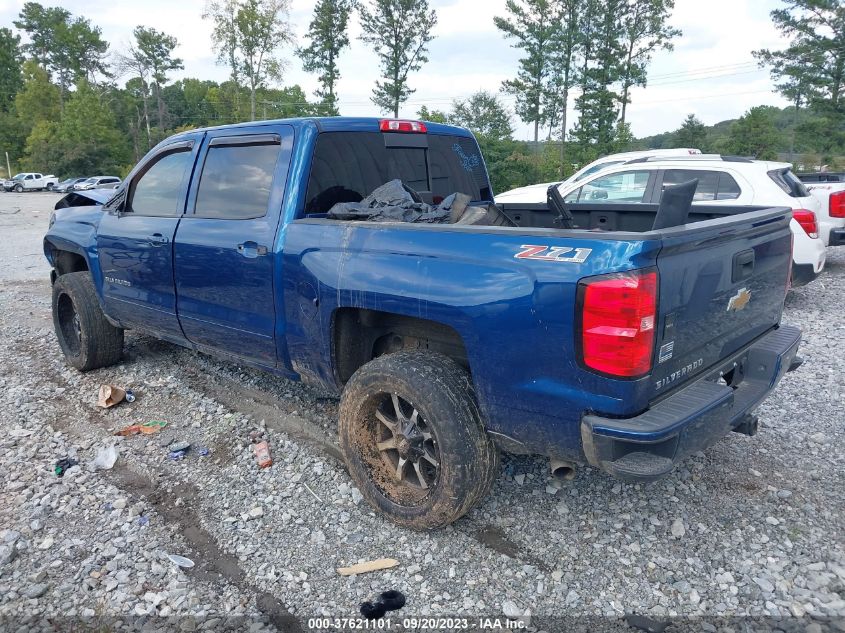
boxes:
[577,269,658,378]
[830,191,845,218]
[793,209,818,238]
[379,119,427,133]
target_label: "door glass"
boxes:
[580,171,650,203]
[195,142,281,219]
[130,150,193,217]
[663,169,720,201]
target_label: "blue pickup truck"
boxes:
[45,117,802,529]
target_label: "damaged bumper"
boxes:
[580,325,802,482]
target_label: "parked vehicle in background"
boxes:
[2,173,59,192]
[74,176,121,191]
[797,172,845,247]
[497,155,826,287]
[44,117,802,529]
[494,148,702,205]
[55,177,90,193]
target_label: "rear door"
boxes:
[97,136,201,342]
[655,168,752,206]
[173,124,294,365]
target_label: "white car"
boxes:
[494,148,702,205]
[2,172,59,192]
[797,172,845,247]
[495,155,826,286]
[73,176,122,191]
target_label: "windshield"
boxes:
[12,174,25,180]
[304,131,492,214]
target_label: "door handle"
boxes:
[732,248,755,282]
[148,233,169,247]
[237,241,268,258]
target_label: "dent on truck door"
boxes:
[173,126,293,365]
[96,138,200,341]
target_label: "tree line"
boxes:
[0,0,841,195]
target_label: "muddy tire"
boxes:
[52,271,124,371]
[339,350,499,530]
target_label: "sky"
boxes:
[0,0,791,139]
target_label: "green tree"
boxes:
[450,91,514,140]
[115,33,154,148]
[494,0,557,143]
[235,0,294,120]
[358,0,437,117]
[546,0,580,170]
[416,105,449,123]
[23,79,130,175]
[571,0,626,158]
[673,113,706,149]
[204,0,241,112]
[0,28,23,112]
[617,0,680,126]
[14,61,61,133]
[135,27,183,133]
[14,2,109,108]
[297,0,354,115]
[725,106,780,160]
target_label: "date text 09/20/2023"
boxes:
[306,616,527,630]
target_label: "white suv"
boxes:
[495,155,826,286]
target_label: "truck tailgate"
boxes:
[651,208,792,398]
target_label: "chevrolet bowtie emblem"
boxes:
[727,287,751,312]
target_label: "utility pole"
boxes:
[5,152,11,180]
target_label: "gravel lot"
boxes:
[1,191,843,631]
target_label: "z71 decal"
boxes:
[514,245,592,263]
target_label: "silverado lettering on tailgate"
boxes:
[655,358,704,390]
[514,245,592,263]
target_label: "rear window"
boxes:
[769,169,810,198]
[662,169,741,201]
[304,132,491,214]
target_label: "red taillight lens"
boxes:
[579,270,658,378]
[793,209,818,238]
[830,191,845,218]
[379,119,427,133]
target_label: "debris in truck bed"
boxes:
[326,179,514,226]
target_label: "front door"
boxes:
[173,125,294,366]
[97,137,200,342]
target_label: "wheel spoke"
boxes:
[395,456,409,481]
[413,461,429,489]
[409,409,419,425]
[376,437,397,452]
[375,410,398,434]
[422,450,440,468]
[391,394,404,421]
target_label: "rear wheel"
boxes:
[52,272,124,371]
[45,182,54,191]
[339,350,498,530]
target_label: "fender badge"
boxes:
[727,287,751,312]
[514,245,592,263]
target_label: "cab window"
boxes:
[129,149,194,217]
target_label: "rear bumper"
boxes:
[791,262,819,287]
[830,228,845,247]
[581,325,802,482]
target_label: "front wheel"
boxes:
[14,184,23,193]
[52,272,124,371]
[339,350,499,530]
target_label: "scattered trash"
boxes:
[337,558,399,576]
[379,590,406,611]
[197,447,209,457]
[54,457,79,477]
[93,444,118,470]
[359,601,387,620]
[165,554,194,569]
[250,430,272,469]
[124,389,136,403]
[115,420,167,436]
[359,590,406,619]
[138,516,149,526]
[10,429,34,438]
[97,384,126,408]
[302,483,323,503]
[168,440,190,460]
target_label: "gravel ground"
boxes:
[1,191,843,631]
